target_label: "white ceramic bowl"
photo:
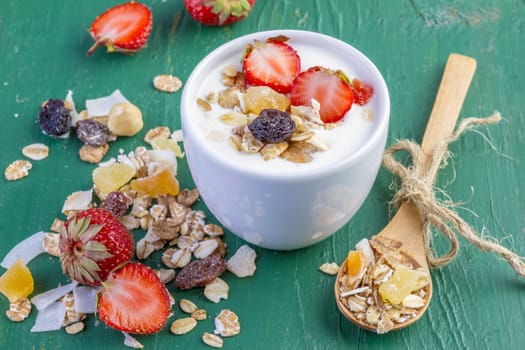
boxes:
[181,30,389,250]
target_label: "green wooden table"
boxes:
[1,0,524,349]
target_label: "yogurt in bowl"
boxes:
[181,30,390,250]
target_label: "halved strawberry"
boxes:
[242,36,301,94]
[350,78,374,105]
[290,66,354,123]
[87,1,153,56]
[97,262,171,334]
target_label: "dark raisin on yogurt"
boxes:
[76,119,110,146]
[38,99,72,137]
[248,108,296,144]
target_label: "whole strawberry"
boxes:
[184,0,256,26]
[98,262,171,334]
[59,208,134,286]
[87,1,153,56]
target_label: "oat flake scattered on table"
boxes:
[4,160,32,181]
[153,74,183,93]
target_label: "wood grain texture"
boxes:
[0,0,524,349]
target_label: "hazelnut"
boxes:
[107,102,143,136]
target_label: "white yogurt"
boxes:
[185,34,383,176]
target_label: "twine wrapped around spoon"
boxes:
[382,112,525,277]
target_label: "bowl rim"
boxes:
[181,29,390,181]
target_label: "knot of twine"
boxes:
[382,112,525,277]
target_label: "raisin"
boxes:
[76,119,110,147]
[247,108,296,144]
[101,191,130,217]
[38,99,72,137]
[175,255,227,290]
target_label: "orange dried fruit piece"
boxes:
[130,166,179,198]
[92,163,136,196]
[0,258,34,302]
[378,266,430,305]
[242,86,290,115]
[345,250,364,277]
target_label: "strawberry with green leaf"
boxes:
[184,0,256,26]
[59,208,134,286]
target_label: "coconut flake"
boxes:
[61,189,93,214]
[123,332,144,348]
[31,301,66,332]
[31,281,79,311]
[86,89,129,117]
[73,286,98,313]
[65,90,81,127]
[1,231,47,268]
[148,150,178,175]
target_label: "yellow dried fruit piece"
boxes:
[378,266,430,305]
[0,259,34,302]
[150,137,184,158]
[130,166,179,198]
[92,163,136,196]
[242,86,290,115]
[345,250,364,277]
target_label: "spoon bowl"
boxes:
[335,53,477,332]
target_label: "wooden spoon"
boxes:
[335,53,477,332]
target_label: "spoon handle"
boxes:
[420,53,477,179]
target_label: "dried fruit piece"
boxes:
[345,251,364,277]
[130,166,179,198]
[76,119,110,146]
[0,259,34,302]
[378,266,430,305]
[59,208,134,286]
[4,160,32,181]
[39,99,72,137]
[214,309,240,337]
[92,163,136,196]
[248,109,296,143]
[22,143,49,160]
[175,255,227,290]
[153,74,183,93]
[101,191,131,217]
[150,137,184,158]
[242,86,290,115]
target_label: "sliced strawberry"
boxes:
[242,37,301,94]
[87,2,153,56]
[290,66,354,123]
[97,263,171,334]
[350,78,374,105]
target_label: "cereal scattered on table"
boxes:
[153,74,183,93]
[4,160,32,181]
